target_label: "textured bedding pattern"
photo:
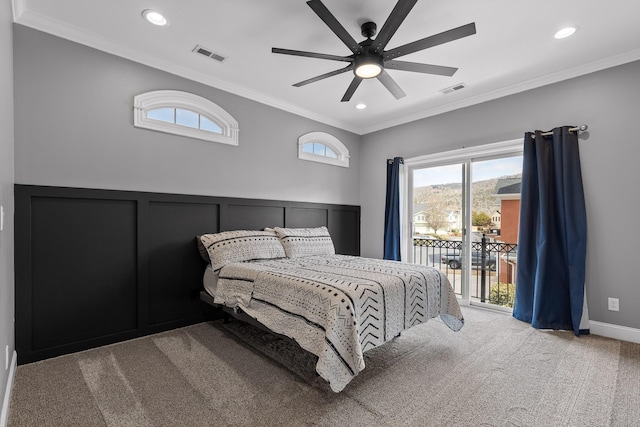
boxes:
[214,254,464,392]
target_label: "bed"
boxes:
[197,227,464,392]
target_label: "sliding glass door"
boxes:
[407,141,523,309]
[468,156,522,308]
[411,162,467,299]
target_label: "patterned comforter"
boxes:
[213,254,464,392]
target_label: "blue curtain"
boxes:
[384,157,403,260]
[513,126,587,336]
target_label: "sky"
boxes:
[412,156,523,187]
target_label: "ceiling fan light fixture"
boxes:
[354,56,383,79]
[271,0,477,102]
[355,63,382,78]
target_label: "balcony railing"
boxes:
[413,235,518,308]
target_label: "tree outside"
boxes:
[472,210,493,231]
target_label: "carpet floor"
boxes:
[8,306,640,426]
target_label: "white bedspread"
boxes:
[213,254,464,392]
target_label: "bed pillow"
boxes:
[199,230,286,271]
[195,235,211,262]
[274,226,335,258]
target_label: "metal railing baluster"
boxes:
[412,236,518,307]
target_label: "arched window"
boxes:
[298,132,349,168]
[133,90,239,145]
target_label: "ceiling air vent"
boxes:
[440,83,467,94]
[192,45,227,63]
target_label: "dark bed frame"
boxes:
[198,290,296,343]
[14,184,360,364]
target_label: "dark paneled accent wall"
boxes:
[15,185,360,364]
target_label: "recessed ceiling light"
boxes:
[355,103,367,110]
[142,9,168,26]
[554,27,576,39]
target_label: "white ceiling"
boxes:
[13,0,640,135]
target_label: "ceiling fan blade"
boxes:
[293,65,354,87]
[306,0,364,55]
[385,60,458,76]
[272,48,353,62]
[372,0,418,54]
[377,70,406,99]
[383,22,476,61]
[341,77,363,102]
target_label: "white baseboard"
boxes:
[0,350,17,427]
[590,321,640,344]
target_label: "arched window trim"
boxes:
[133,90,239,145]
[298,131,349,168]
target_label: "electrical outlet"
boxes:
[608,297,619,312]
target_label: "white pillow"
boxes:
[199,230,285,270]
[273,226,335,258]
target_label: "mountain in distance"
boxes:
[413,174,522,216]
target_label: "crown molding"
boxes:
[12,7,361,134]
[359,47,640,135]
[11,0,25,21]
[13,4,640,137]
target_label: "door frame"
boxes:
[404,139,523,305]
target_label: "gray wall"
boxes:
[13,25,361,205]
[360,60,640,330]
[11,23,640,337]
[0,0,15,416]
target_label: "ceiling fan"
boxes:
[272,0,476,102]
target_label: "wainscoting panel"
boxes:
[15,185,360,364]
[286,207,328,229]
[30,196,138,351]
[330,208,361,256]
[147,199,220,329]
[225,203,285,231]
